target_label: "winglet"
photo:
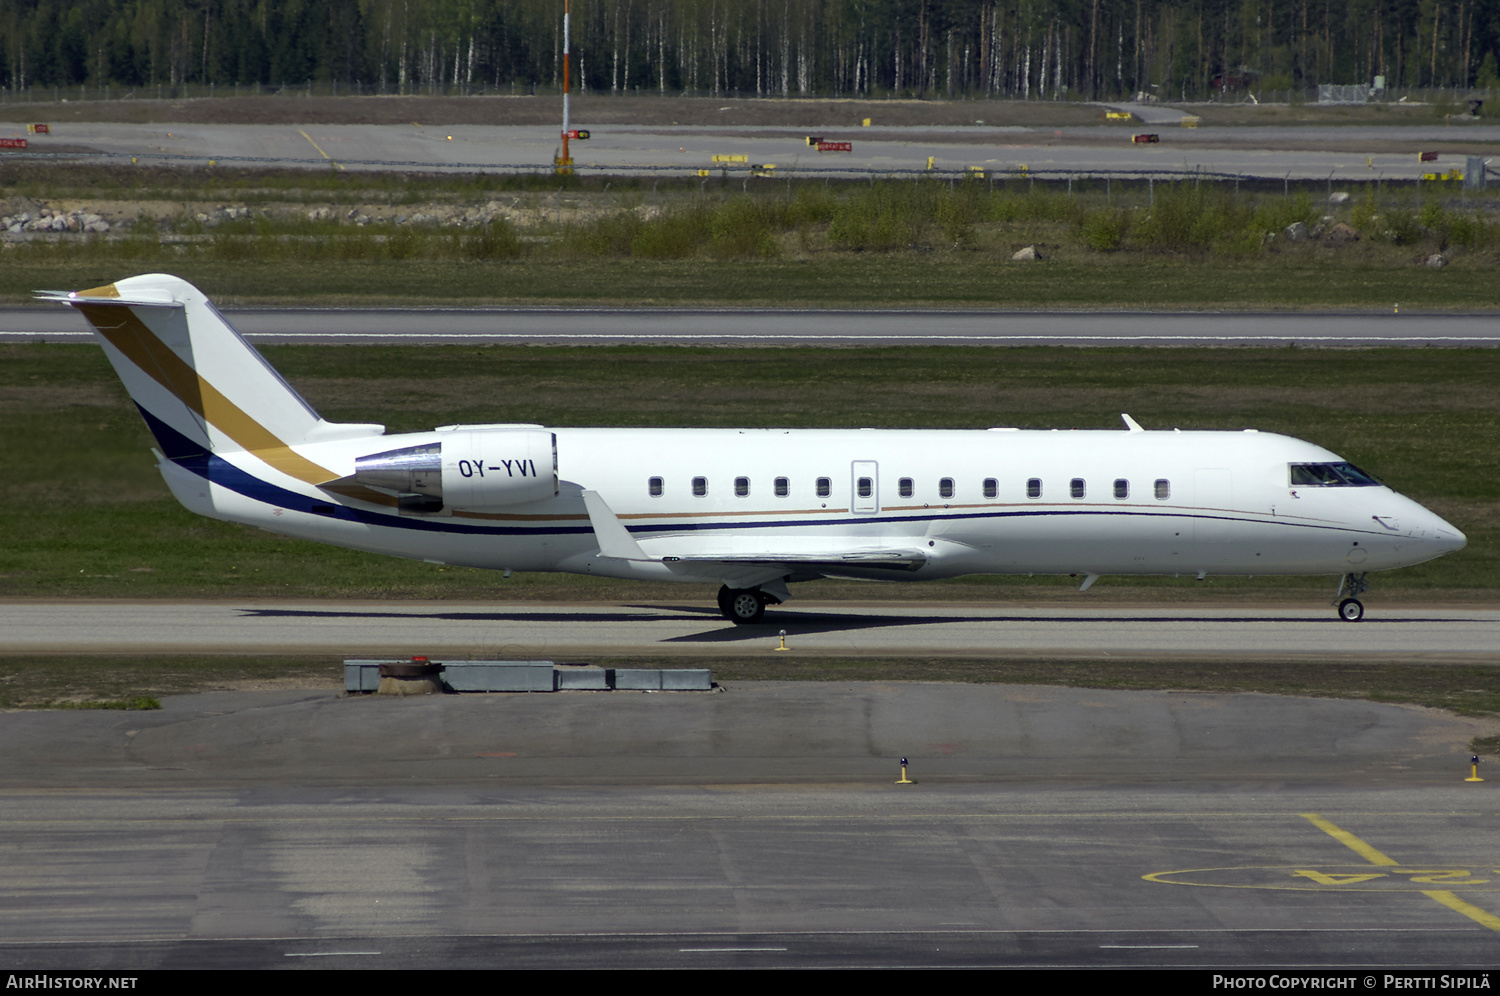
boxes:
[1121,413,1145,432]
[581,490,651,560]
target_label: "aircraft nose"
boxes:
[1416,506,1467,554]
[1434,524,1468,554]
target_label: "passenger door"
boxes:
[851,461,879,515]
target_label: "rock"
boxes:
[1011,245,1042,261]
[1328,192,1350,205]
[1285,221,1308,241]
[1324,222,1360,243]
[1423,253,1447,268]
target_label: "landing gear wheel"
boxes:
[716,585,735,620]
[1338,598,1365,622]
[727,589,767,625]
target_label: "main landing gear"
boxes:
[1334,572,1370,622]
[717,585,771,625]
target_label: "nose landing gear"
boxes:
[1334,572,1370,622]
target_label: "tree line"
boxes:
[3,0,1497,102]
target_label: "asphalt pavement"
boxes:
[5,306,1497,345]
[1,683,1498,969]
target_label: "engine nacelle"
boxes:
[343,428,556,513]
[441,428,557,510]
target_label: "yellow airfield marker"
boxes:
[896,757,914,784]
[1466,755,1484,782]
[775,629,789,652]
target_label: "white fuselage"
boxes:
[166,424,1466,590]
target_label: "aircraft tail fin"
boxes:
[40,274,382,485]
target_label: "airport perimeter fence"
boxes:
[1,79,1496,109]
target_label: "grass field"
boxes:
[2,342,1494,603]
[4,163,1498,309]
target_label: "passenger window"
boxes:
[939,478,955,499]
[816,477,831,498]
[734,476,750,497]
[899,478,914,498]
[1114,479,1128,500]
[648,476,663,497]
[1027,478,1042,499]
[692,476,707,497]
[983,478,997,498]
[856,477,873,498]
[1070,478,1086,499]
[774,477,789,497]
[1155,479,1170,500]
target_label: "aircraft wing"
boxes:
[663,550,927,572]
[580,490,927,582]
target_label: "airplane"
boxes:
[42,273,1467,625]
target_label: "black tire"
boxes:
[716,585,735,620]
[1338,598,1364,622]
[728,589,767,625]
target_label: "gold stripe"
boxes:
[455,510,589,521]
[618,506,838,521]
[78,303,337,485]
[77,283,120,298]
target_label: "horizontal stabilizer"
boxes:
[35,287,182,308]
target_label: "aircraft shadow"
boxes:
[239,607,714,624]
[238,604,1474,645]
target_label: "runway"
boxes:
[4,306,1498,346]
[5,599,1497,659]
[7,118,1498,181]
[1,683,1498,969]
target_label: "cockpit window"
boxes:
[1289,462,1381,487]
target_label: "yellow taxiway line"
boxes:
[298,129,344,170]
[1302,813,1500,932]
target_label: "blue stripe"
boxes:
[138,407,593,537]
[628,507,1367,537]
[136,408,1371,542]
